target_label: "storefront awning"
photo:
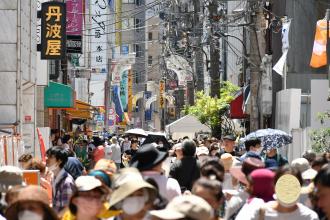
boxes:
[44,82,74,108]
[66,100,93,120]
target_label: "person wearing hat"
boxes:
[5,185,58,220]
[224,158,265,220]
[149,194,214,220]
[196,146,210,162]
[220,153,240,193]
[0,166,25,218]
[235,169,275,220]
[220,135,237,157]
[61,176,113,220]
[110,168,157,220]
[256,171,318,220]
[169,140,201,192]
[130,144,181,201]
[46,146,75,214]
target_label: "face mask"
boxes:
[255,147,263,155]
[158,144,164,148]
[48,163,58,172]
[18,210,43,220]
[122,196,147,215]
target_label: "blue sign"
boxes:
[121,45,129,55]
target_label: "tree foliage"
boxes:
[311,111,330,153]
[184,81,240,138]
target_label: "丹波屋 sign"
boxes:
[41,2,66,59]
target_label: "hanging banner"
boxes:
[66,0,83,36]
[145,91,152,121]
[91,0,108,73]
[41,2,66,59]
[127,70,133,114]
[115,0,122,46]
[113,85,124,122]
[159,80,165,109]
[120,70,128,111]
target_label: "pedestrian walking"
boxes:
[169,139,200,192]
[130,144,181,201]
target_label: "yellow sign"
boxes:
[41,2,66,59]
[127,70,133,114]
[159,80,165,109]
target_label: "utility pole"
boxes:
[193,0,204,92]
[326,9,330,101]
[208,0,220,98]
[249,8,265,131]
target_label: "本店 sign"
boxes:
[91,0,108,73]
[41,2,66,59]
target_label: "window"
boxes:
[135,0,142,6]
[135,18,142,31]
[122,0,135,4]
[122,19,129,29]
[148,56,153,66]
[134,44,142,57]
[148,32,152,41]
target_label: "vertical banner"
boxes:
[120,70,128,111]
[159,80,165,109]
[115,0,122,46]
[91,0,108,73]
[145,91,152,121]
[66,0,83,35]
[127,69,133,115]
[41,2,66,59]
[66,0,83,54]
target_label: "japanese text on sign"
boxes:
[91,0,108,73]
[41,2,66,59]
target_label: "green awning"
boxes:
[44,82,74,108]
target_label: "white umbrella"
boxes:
[125,128,148,137]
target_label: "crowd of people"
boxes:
[1,132,330,220]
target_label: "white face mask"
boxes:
[158,144,164,148]
[255,147,263,155]
[122,196,147,215]
[48,163,58,172]
[18,210,43,220]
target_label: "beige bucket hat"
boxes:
[149,195,213,220]
[109,167,156,208]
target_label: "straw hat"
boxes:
[5,185,58,220]
[109,168,156,208]
[149,195,213,220]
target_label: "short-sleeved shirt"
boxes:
[93,145,105,163]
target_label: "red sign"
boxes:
[25,115,32,122]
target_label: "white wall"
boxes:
[311,80,330,129]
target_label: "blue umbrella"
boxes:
[240,128,292,150]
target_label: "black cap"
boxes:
[222,134,236,141]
